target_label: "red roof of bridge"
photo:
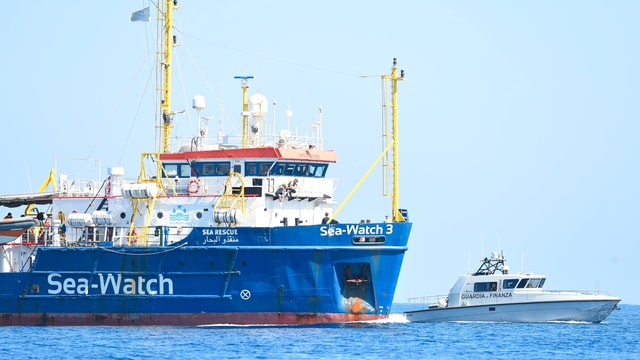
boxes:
[159,147,337,163]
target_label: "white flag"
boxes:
[130,7,150,22]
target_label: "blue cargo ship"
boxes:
[0,1,411,326]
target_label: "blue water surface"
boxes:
[1,304,637,359]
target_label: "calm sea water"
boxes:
[1,304,637,359]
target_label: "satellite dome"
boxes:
[250,94,268,116]
[192,95,206,111]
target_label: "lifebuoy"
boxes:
[188,179,200,194]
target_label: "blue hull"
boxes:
[0,222,410,325]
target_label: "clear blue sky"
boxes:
[2,1,638,304]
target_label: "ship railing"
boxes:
[117,225,182,247]
[120,225,202,247]
[173,132,323,151]
[14,224,189,248]
[59,179,101,197]
[6,214,248,248]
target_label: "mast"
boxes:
[234,76,254,149]
[388,58,405,222]
[332,60,405,223]
[160,0,177,153]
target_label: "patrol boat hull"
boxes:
[404,298,620,323]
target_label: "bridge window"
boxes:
[474,282,498,292]
[260,163,273,175]
[245,162,275,176]
[245,163,257,176]
[202,163,216,175]
[528,278,544,288]
[295,164,308,176]
[503,279,519,289]
[271,162,328,177]
[307,163,327,177]
[273,163,286,175]
[162,163,192,178]
[189,162,231,177]
[180,164,192,177]
[243,161,329,178]
[164,164,178,177]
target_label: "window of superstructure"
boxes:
[274,163,287,175]
[161,163,192,178]
[269,162,328,177]
[180,164,192,177]
[503,279,519,289]
[528,278,542,288]
[202,163,216,175]
[245,161,274,176]
[260,162,273,175]
[284,163,296,175]
[217,163,230,176]
[308,163,328,177]
[516,279,530,288]
[273,162,296,175]
[245,163,257,176]
[189,161,231,177]
[164,164,178,178]
[295,164,308,176]
[473,282,498,292]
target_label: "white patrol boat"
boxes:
[404,252,620,323]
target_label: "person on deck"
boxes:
[286,178,298,200]
[275,184,287,203]
[322,212,330,224]
[321,212,338,224]
[3,213,12,221]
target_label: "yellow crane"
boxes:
[24,169,58,216]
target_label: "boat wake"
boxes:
[197,314,410,328]
[353,313,409,324]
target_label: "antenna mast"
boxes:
[234,76,254,148]
[160,0,177,153]
[383,58,405,222]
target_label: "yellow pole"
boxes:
[331,60,405,223]
[242,83,249,148]
[160,0,175,153]
[234,76,254,148]
[390,59,405,222]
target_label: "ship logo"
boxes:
[169,205,189,222]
